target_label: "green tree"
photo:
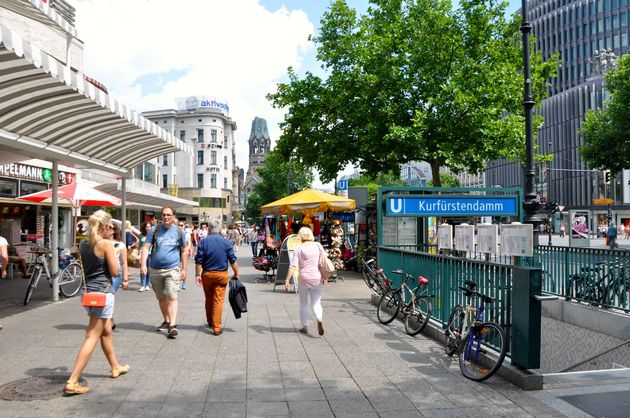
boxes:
[348,171,405,200]
[245,150,313,219]
[268,0,558,186]
[579,54,630,175]
[427,172,461,187]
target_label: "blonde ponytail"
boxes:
[87,210,112,247]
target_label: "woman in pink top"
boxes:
[284,227,326,335]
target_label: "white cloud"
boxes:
[73,0,315,171]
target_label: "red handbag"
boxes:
[82,292,106,307]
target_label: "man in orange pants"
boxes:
[194,219,239,335]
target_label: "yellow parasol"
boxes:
[261,189,356,216]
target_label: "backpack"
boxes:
[151,225,185,261]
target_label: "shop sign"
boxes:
[0,163,74,184]
[178,96,230,114]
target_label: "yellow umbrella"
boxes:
[261,189,356,216]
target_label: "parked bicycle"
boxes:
[24,249,82,306]
[568,259,630,309]
[350,248,391,296]
[377,269,432,336]
[444,280,507,381]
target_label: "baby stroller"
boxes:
[253,252,278,283]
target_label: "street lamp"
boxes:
[521,0,541,244]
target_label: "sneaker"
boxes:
[167,325,178,339]
[138,286,145,292]
[181,282,187,290]
[156,321,169,332]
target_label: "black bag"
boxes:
[229,278,248,319]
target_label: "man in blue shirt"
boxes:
[140,206,188,339]
[195,218,239,335]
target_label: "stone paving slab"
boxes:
[0,244,612,417]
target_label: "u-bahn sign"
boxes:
[386,195,518,217]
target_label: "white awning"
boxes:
[0,25,191,176]
[95,182,198,211]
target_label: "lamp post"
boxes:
[521,0,541,244]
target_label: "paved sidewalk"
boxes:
[0,245,583,417]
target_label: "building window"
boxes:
[211,174,217,188]
[224,156,228,169]
[224,177,228,189]
[144,162,155,183]
[224,136,228,148]
[211,129,217,143]
[179,130,185,141]
[162,155,169,166]
[0,178,18,197]
[197,173,204,188]
[211,151,217,165]
[197,129,204,142]
[162,174,168,189]
[197,150,204,165]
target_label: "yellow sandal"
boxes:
[111,364,130,378]
[63,380,89,395]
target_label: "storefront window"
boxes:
[0,178,18,197]
[20,180,47,196]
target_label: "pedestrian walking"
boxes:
[284,227,326,336]
[0,234,8,331]
[191,224,199,260]
[178,221,191,289]
[140,206,188,339]
[138,222,151,292]
[64,210,128,395]
[227,224,240,253]
[560,224,566,238]
[607,222,618,249]
[195,219,239,336]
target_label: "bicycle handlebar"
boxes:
[458,286,494,304]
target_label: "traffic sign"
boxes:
[337,179,348,191]
[593,198,614,204]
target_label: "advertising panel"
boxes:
[569,210,590,248]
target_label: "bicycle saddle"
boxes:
[463,280,477,289]
[417,276,429,286]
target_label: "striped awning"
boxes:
[0,25,191,176]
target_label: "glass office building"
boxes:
[486,0,629,223]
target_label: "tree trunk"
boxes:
[430,161,441,187]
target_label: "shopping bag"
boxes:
[319,251,336,281]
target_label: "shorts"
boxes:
[149,268,181,299]
[84,293,115,319]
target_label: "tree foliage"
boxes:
[267,0,558,186]
[427,172,461,187]
[245,149,313,219]
[579,54,630,175]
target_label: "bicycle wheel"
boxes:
[444,305,464,356]
[377,289,402,325]
[59,263,82,298]
[24,266,42,306]
[458,322,507,382]
[404,296,432,336]
[360,262,378,294]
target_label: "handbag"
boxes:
[318,247,336,281]
[77,241,108,308]
[127,248,140,268]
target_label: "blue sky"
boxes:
[75,0,524,189]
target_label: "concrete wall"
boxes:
[538,300,630,373]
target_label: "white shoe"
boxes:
[139,286,146,292]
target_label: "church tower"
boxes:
[244,117,271,214]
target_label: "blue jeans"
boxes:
[112,273,122,293]
[251,241,258,256]
[140,256,151,287]
[609,237,617,249]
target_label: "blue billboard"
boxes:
[386,195,518,216]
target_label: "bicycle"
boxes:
[24,250,82,306]
[350,248,391,296]
[444,280,507,381]
[376,269,432,336]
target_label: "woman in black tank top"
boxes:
[64,210,129,395]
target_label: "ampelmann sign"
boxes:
[386,195,518,216]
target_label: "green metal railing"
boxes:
[378,246,513,355]
[531,245,630,311]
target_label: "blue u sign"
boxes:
[386,195,518,216]
[338,179,348,191]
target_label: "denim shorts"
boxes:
[84,293,115,319]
